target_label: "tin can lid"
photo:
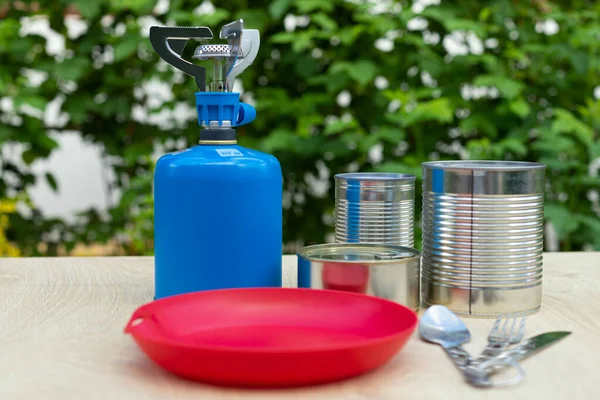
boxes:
[335,172,416,181]
[297,243,420,263]
[422,160,546,171]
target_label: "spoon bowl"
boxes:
[419,305,471,348]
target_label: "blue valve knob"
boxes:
[237,102,256,126]
[195,92,256,127]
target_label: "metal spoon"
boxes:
[419,305,524,388]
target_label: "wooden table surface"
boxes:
[1,253,598,399]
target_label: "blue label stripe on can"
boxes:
[345,179,361,244]
[432,168,444,193]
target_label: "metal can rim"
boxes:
[297,243,420,264]
[334,172,416,181]
[422,160,546,171]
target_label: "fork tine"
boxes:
[517,316,526,338]
[501,315,510,337]
[507,315,527,343]
[489,316,502,337]
[508,315,517,336]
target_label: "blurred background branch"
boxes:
[0,0,599,256]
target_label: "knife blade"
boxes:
[496,331,571,363]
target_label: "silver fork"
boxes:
[471,315,526,366]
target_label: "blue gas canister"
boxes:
[149,20,282,299]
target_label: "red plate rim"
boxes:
[125,287,419,354]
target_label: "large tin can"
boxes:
[421,160,546,317]
[334,173,416,247]
[297,243,420,311]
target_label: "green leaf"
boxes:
[73,0,102,19]
[15,94,47,111]
[235,10,269,31]
[422,7,486,37]
[375,127,405,143]
[292,31,315,52]
[295,0,334,13]
[114,36,140,62]
[169,10,192,23]
[567,50,588,74]
[348,60,377,85]
[383,89,413,104]
[45,173,58,192]
[191,9,231,26]
[109,0,155,13]
[551,109,593,147]
[0,125,16,144]
[398,98,454,127]
[545,202,580,240]
[268,0,292,19]
[307,73,350,93]
[479,7,492,21]
[324,118,358,136]
[459,114,498,137]
[259,129,296,153]
[537,156,577,172]
[420,6,457,25]
[473,75,524,99]
[50,57,91,81]
[359,133,380,152]
[63,95,89,124]
[296,114,323,138]
[311,13,337,31]
[338,25,365,45]
[271,32,296,44]
[574,175,600,188]
[358,128,404,152]
[498,138,527,157]
[330,60,378,86]
[504,47,527,62]
[532,129,576,155]
[466,137,493,159]
[22,149,36,165]
[36,134,58,152]
[509,98,531,118]
[124,142,153,164]
[589,141,600,159]
[321,137,350,157]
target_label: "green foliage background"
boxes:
[1,0,599,256]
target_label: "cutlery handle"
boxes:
[443,346,490,387]
[472,343,509,365]
[443,346,525,388]
[467,357,526,387]
[445,345,472,368]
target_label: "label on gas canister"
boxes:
[216,148,243,157]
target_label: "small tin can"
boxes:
[334,172,416,247]
[297,243,420,311]
[421,160,546,317]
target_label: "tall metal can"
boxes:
[150,21,282,299]
[420,161,546,316]
[334,173,415,247]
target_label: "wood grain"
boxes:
[0,253,598,399]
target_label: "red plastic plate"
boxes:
[125,288,417,387]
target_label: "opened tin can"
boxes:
[421,160,546,317]
[297,243,420,311]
